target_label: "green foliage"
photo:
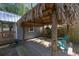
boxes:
[44,27,51,38]
[0,3,29,15]
[69,29,79,42]
[58,27,67,37]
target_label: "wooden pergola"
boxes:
[20,4,55,27]
[17,3,59,56]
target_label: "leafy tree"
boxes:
[0,3,29,16]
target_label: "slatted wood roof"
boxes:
[18,3,55,27]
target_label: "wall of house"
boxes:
[24,27,41,39]
[17,22,42,40]
[17,23,23,40]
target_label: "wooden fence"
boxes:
[0,31,16,45]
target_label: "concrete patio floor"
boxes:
[0,37,51,56]
[1,37,78,56]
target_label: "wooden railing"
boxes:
[0,31,16,45]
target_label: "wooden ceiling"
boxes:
[20,3,55,27]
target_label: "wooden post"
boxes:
[8,23,12,38]
[42,25,44,36]
[23,27,24,40]
[51,11,58,56]
[23,26,25,44]
[1,22,3,37]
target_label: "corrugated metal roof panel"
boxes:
[0,11,21,22]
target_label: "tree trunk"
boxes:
[51,10,58,56]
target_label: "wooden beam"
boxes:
[22,21,51,25]
[22,23,43,27]
[42,16,50,20]
[42,9,53,17]
[45,4,53,9]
